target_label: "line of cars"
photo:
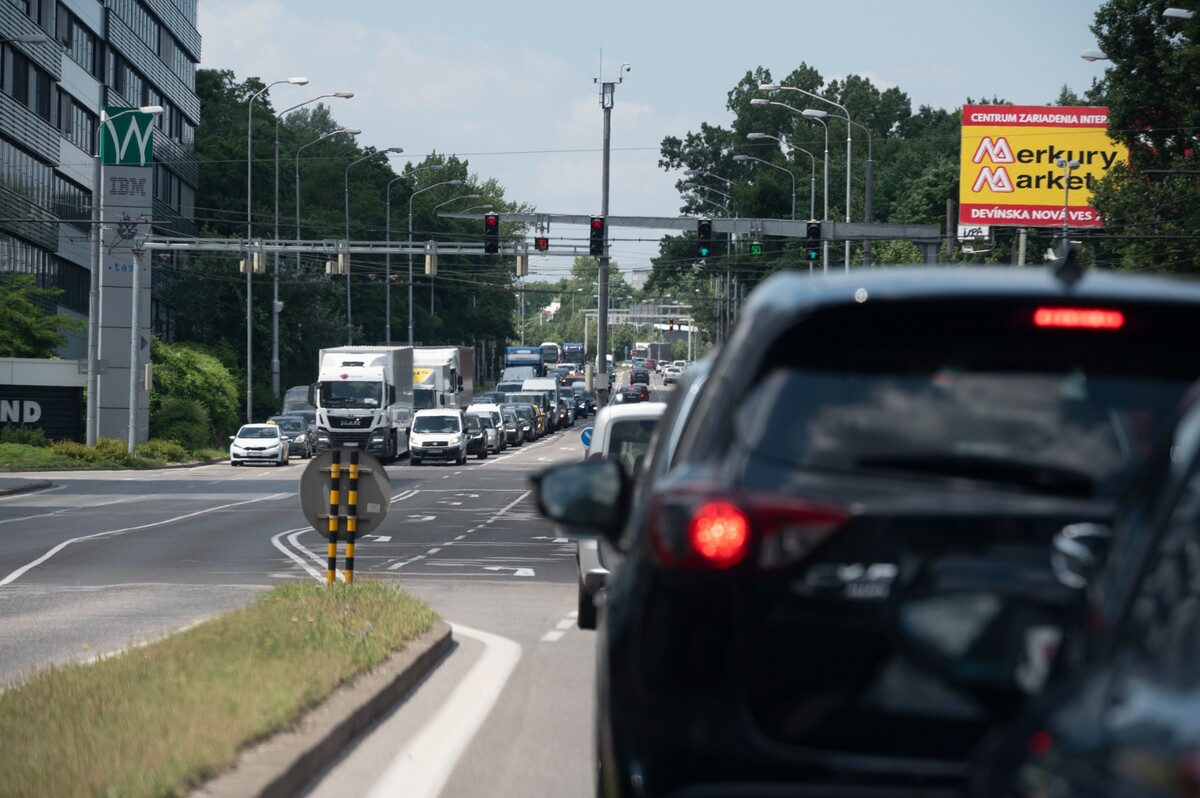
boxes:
[533,258,1200,797]
[228,414,316,466]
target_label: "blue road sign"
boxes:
[580,427,593,448]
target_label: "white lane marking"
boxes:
[541,630,566,642]
[392,489,418,502]
[555,619,574,630]
[365,623,521,798]
[0,493,290,587]
[482,566,535,577]
[0,491,126,525]
[272,528,327,581]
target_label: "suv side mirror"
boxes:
[1051,523,1113,589]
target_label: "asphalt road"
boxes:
[0,414,605,797]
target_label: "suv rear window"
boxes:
[733,297,1200,498]
[608,419,658,478]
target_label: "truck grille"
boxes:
[328,431,370,447]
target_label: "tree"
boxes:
[149,338,240,444]
[0,274,84,357]
[1087,0,1200,270]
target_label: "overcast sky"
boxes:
[198,0,1108,281]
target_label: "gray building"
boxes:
[0,0,200,443]
[0,0,199,359]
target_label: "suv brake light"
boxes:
[1033,307,1125,329]
[648,486,850,570]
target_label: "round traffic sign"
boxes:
[299,448,392,539]
[580,427,593,448]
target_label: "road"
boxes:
[0,414,608,797]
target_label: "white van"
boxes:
[521,377,562,432]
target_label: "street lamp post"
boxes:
[344,147,403,344]
[429,193,481,316]
[748,132,817,221]
[407,179,463,345]
[761,84,856,271]
[733,154,795,219]
[270,91,352,395]
[1056,157,1081,247]
[295,128,360,275]
[385,166,445,345]
[246,76,306,422]
[87,104,163,447]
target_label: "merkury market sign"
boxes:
[959,105,1126,228]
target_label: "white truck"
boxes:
[311,346,414,462]
[413,346,475,411]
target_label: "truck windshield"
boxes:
[414,388,436,410]
[320,381,380,408]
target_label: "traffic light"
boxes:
[697,217,713,258]
[669,318,675,331]
[534,236,549,252]
[589,216,606,256]
[484,213,499,254]
[805,220,821,263]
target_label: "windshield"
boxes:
[412,415,460,434]
[236,426,279,440]
[414,388,436,410]
[271,419,302,433]
[320,380,380,409]
[737,367,1181,497]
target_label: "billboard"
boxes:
[959,105,1126,229]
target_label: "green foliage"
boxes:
[0,425,48,447]
[150,338,240,444]
[50,437,131,467]
[0,274,85,358]
[150,396,212,452]
[135,438,190,463]
[1087,0,1200,270]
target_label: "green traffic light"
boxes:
[699,247,710,257]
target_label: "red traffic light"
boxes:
[534,236,549,252]
[483,213,499,254]
[485,214,499,230]
[589,215,605,256]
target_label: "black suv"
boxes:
[534,264,1200,796]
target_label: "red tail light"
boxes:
[1033,307,1125,329]
[648,486,850,571]
[1027,730,1054,758]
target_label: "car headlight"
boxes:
[449,434,463,445]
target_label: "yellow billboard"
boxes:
[959,105,1126,229]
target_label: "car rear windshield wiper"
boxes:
[855,453,1096,497]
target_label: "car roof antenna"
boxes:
[1051,240,1086,288]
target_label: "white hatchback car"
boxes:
[229,423,289,466]
[574,402,667,628]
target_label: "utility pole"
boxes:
[595,60,629,404]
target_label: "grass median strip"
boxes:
[0,580,438,798]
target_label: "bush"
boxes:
[136,438,190,463]
[151,396,212,452]
[0,425,48,447]
[50,437,130,467]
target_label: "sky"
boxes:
[197,0,1109,283]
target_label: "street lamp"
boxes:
[1165,8,1195,19]
[761,84,857,270]
[748,132,817,221]
[407,179,463,345]
[86,104,164,446]
[245,76,306,422]
[429,193,480,316]
[344,147,403,344]
[270,91,352,394]
[386,165,445,345]
[1080,49,1109,61]
[1056,157,1081,246]
[0,33,50,44]
[733,154,796,219]
[295,128,360,275]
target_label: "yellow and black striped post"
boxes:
[345,449,359,584]
[326,449,341,584]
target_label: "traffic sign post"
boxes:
[300,448,392,583]
[581,427,593,449]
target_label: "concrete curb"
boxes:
[193,620,454,798]
[0,480,52,496]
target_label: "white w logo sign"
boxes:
[100,108,155,166]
